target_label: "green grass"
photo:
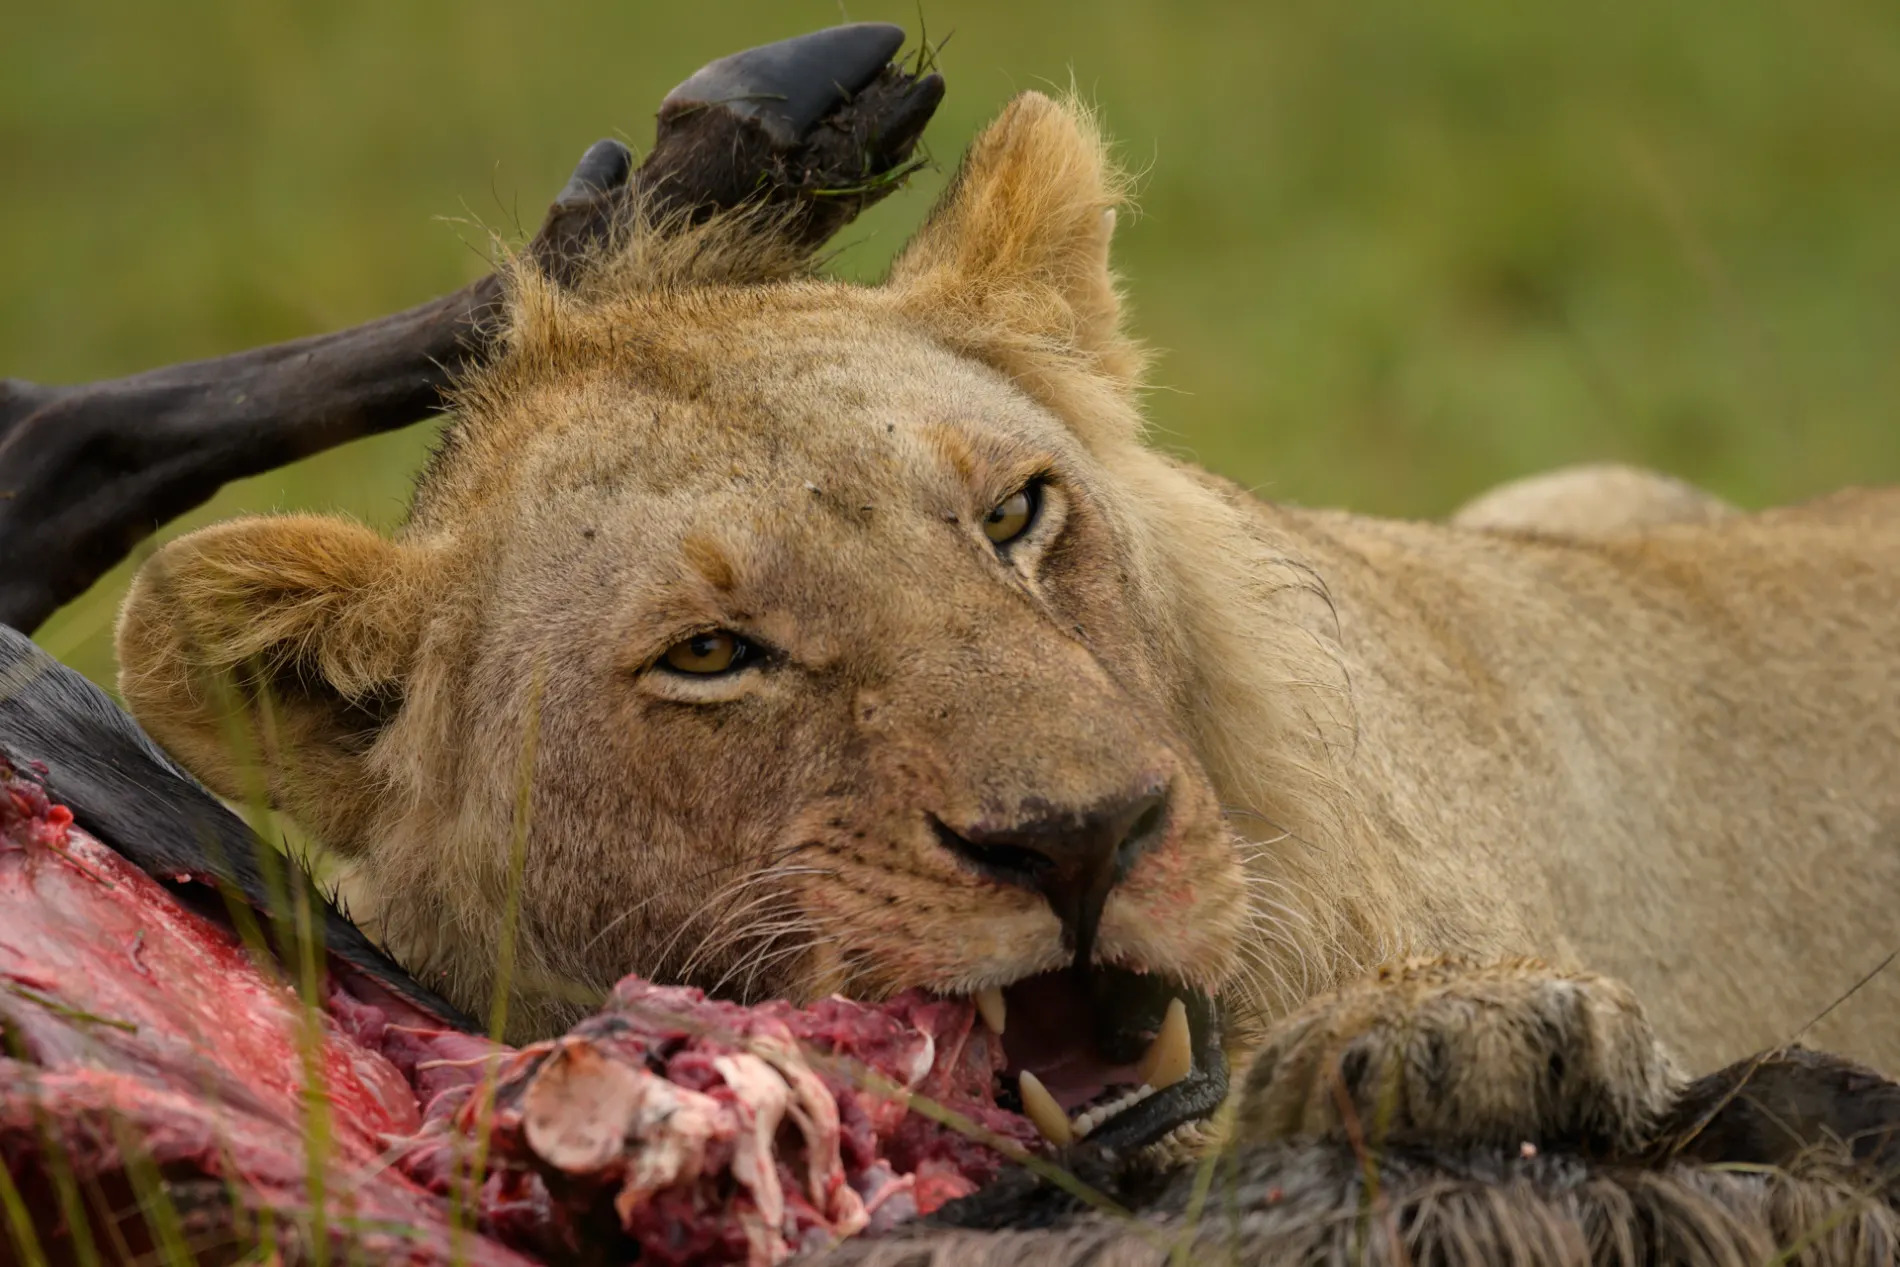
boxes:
[8,0,1898,689]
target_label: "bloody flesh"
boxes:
[0,757,1038,1265]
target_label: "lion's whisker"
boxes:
[659,857,841,980]
[670,890,803,982]
[650,884,781,976]
[579,840,827,957]
[721,932,821,1001]
[696,921,819,999]
[640,855,818,962]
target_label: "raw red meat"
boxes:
[0,756,1036,1265]
[412,979,1041,1264]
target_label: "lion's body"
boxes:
[1019,436,1900,1070]
[1255,485,1900,1064]
[1451,461,1739,538]
[116,89,1899,1117]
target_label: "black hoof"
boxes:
[662,22,907,144]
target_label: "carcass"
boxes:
[0,737,1037,1265]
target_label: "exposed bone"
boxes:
[522,1039,648,1173]
[1017,1070,1073,1147]
[975,985,1007,1036]
[1137,997,1193,1092]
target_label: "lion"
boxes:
[113,90,1900,1153]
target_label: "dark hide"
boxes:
[0,622,475,1026]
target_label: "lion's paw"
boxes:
[1232,957,1681,1155]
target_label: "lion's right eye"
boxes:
[660,631,752,675]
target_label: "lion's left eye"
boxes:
[660,631,752,675]
[983,482,1043,547]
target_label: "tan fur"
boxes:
[117,92,1900,1092]
[1454,461,1740,539]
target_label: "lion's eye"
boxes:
[660,631,751,675]
[983,482,1042,546]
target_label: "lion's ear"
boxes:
[116,515,431,856]
[886,92,1145,395]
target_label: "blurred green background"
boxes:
[7,0,1898,690]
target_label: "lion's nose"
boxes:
[932,789,1169,966]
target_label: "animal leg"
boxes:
[1231,956,1683,1155]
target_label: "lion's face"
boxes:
[117,94,1257,1127]
[431,308,1242,1015]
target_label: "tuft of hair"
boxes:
[428,195,836,505]
[498,194,823,356]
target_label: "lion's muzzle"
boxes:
[928,783,1169,970]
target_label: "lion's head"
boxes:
[118,96,1371,1130]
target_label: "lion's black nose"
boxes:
[932,789,1169,966]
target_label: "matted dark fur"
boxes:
[813,1050,1900,1266]
[0,623,473,1025]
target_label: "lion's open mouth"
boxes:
[975,965,1227,1150]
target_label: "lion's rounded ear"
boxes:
[886,92,1141,386]
[116,515,432,854]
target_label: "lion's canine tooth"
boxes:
[1017,1070,1073,1146]
[975,985,1007,1035]
[1137,997,1193,1091]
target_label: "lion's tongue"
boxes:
[1000,974,1145,1110]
